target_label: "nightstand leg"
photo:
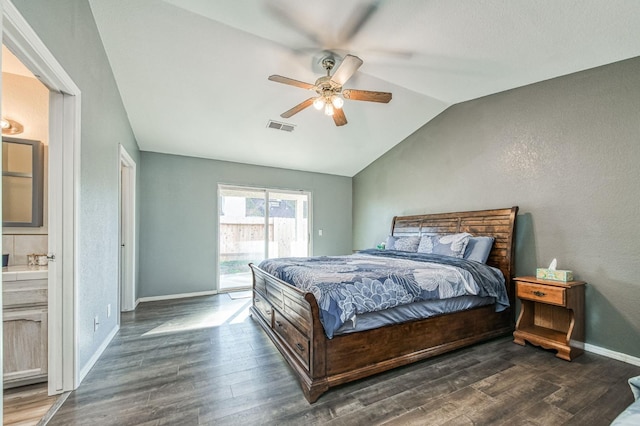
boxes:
[513,299,532,346]
[513,333,525,346]
[556,345,584,361]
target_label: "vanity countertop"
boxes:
[2,265,48,281]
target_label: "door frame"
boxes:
[119,144,136,313]
[2,1,81,393]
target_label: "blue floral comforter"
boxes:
[258,249,509,338]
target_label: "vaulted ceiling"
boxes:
[88,0,640,176]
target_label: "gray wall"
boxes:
[354,57,640,358]
[13,0,141,371]
[139,152,352,298]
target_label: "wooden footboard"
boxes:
[249,206,518,403]
[250,265,329,402]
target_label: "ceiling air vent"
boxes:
[267,120,295,132]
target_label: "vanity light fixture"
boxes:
[1,118,23,135]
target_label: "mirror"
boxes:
[2,137,44,227]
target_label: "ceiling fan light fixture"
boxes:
[331,96,344,109]
[324,103,334,116]
[268,54,391,126]
[313,97,325,110]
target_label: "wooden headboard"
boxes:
[391,206,519,303]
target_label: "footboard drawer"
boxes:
[253,292,273,326]
[273,310,310,370]
[283,294,312,338]
[253,271,267,295]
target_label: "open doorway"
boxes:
[119,145,136,314]
[3,0,81,400]
[217,185,311,291]
[1,44,51,390]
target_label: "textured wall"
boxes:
[12,0,141,372]
[353,57,640,358]
[139,152,352,298]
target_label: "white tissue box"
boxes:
[536,268,573,282]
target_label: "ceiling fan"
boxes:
[268,54,392,126]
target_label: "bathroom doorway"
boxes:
[3,0,82,398]
[1,43,51,392]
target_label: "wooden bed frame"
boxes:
[249,206,518,403]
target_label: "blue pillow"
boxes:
[463,236,495,263]
[417,235,436,253]
[385,235,397,250]
[386,235,420,252]
[431,233,471,258]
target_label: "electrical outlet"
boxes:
[107,304,111,318]
[94,315,100,332]
[318,229,323,236]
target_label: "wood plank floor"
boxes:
[3,383,59,426]
[48,294,640,425]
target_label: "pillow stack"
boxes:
[384,233,495,263]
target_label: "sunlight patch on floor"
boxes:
[142,300,251,336]
[229,303,252,324]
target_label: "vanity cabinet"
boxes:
[3,278,48,388]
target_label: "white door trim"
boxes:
[2,0,81,393]
[119,144,136,312]
[1,2,4,419]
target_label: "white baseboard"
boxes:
[136,290,218,304]
[585,343,640,367]
[571,340,640,367]
[79,324,119,383]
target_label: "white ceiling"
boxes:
[88,0,640,177]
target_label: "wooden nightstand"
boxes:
[513,276,585,361]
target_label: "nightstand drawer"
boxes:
[517,282,565,306]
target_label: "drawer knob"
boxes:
[266,310,271,315]
[533,290,546,297]
[296,343,305,352]
[275,321,283,328]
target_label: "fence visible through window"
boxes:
[218,185,310,291]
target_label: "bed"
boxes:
[249,206,518,403]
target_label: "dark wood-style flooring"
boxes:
[48,294,640,425]
[3,382,60,426]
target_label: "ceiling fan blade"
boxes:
[330,54,363,86]
[264,2,322,46]
[269,75,315,90]
[337,2,379,44]
[281,98,315,118]
[332,108,347,127]
[342,89,392,103]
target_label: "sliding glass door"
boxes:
[218,185,310,291]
